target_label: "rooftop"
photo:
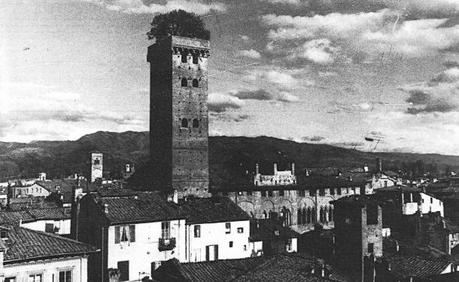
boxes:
[384,254,452,279]
[90,189,183,225]
[249,219,299,242]
[179,197,250,224]
[0,224,97,263]
[217,175,364,192]
[153,254,349,282]
[0,208,70,225]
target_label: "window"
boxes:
[244,245,247,251]
[298,190,305,197]
[28,274,42,282]
[430,197,433,204]
[118,261,129,281]
[181,78,188,87]
[319,189,325,196]
[181,53,188,63]
[229,241,233,247]
[94,158,100,165]
[192,79,199,87]
[59,270,71,282]
[5,278,16,282]
[368,243,374,254]
[115,225,135,243]
[279,190,284,196]
[192,119,199,128]
[261,190,267,197]
[237,227,244,233]
[367,204,378,225]
[247,190,252,196]
[181,118,188,128]
[384,181,388,187]
[268,190,273,197]
[225,222,231,234]
[192,55,199,64]
[310,189,316,196]
[337,188,342,195]
[194,225,201,238]
[45,223,54,233]
[162,221,171,239]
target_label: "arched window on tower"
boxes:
[181,118,188,128]
[192,79,199,87]
[181,78,188,87]
[306,207,312,224]
[192,119,199,128]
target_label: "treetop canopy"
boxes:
[147,10,210,40]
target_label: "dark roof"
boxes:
[384,254,451,279]
[376,185,420,193]
[179,197,250,224]
[217,175,364,192]
[250,219,299,241]
[0,208,70,225]
[153,254,349,282]
[91,190,184,225]
[331,194,381,207]
[36,179,76,203]
[0,224,97,263]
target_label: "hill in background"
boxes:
[1,131,458,185]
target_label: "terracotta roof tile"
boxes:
[179,197,250,224]
[0,224,97,263]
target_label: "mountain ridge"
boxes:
[0,131,457,182]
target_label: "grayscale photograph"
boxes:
[1,0,459,281]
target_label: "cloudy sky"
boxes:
[1,0,459,155]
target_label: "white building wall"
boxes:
[106,219,186,281]
[420,193,444,216]
[186,220,251,262]
[3,256,88,282]
[21,219,71,235]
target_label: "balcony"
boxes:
[158,237,176,251]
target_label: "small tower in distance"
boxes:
[90,152,103,183]
[147,35,211,199]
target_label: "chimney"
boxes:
[167,190,179,204]
[363,164,369,172]
[255,163,259,175]
[291,163,295,175]
[376,158,382,172]
[273,163,278,174]
[305,169,310,177]
[104,203,109,214]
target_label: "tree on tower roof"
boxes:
[147,10,210,40]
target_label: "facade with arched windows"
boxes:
[219,175,363,233]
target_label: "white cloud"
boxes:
[83,0,226,15]
[238,49,261,59]
[259,0,301,5]
[0,82,145,142]
[294,39,338,64]
[262,9,459,59]
[207,92,245,112]
[249,69,299,87]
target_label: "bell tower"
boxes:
[147,35,211,199]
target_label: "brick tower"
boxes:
[147,35,211,199]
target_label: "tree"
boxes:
[147,10,210,40]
